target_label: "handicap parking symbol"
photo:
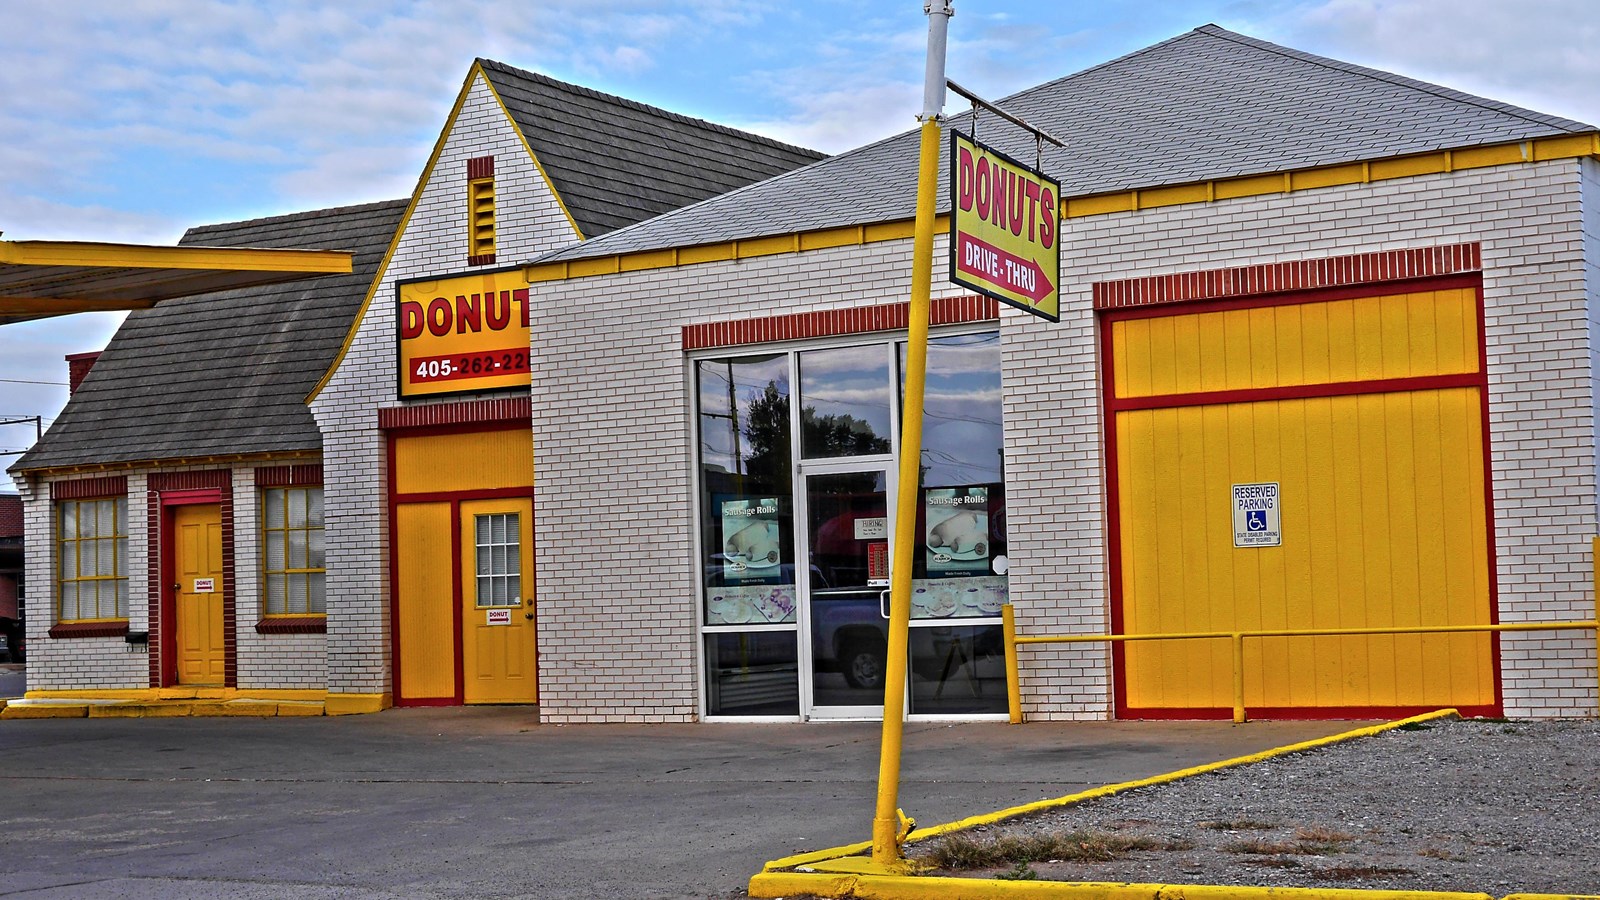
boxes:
[1246,509,1268,532]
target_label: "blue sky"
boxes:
[3,0,1599,488]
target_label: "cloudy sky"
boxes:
[3,0,1598,488]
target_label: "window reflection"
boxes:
[901,332,1003,487]
[798,345,892,458]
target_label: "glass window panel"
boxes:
[60,583,78,620]
[265,489,286,528]
[476,514,490,545]
[798,345,892,459]
[115,579,129,618]
[900,332,1005,488]
[61,502,78,539]
[81,542,99,578]
[504,514,519,544]
[308,529,325,569]
[116,536,128,578]
[908,624,1008,715]
[704,632,799,716]
[266,574,286,614]
[308,573,326,614]
[506,575,520,601]
[308,488,323,526]
[289,489,309,528]
[288,528,308,569]
[266,534,286,572]
[492,545,507,575]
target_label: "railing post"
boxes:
[1593,537,1600,715]
[1231,632,1247,724]
[1002,603,1022,724]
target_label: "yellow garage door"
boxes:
[1108,284,1499,717]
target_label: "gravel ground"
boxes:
[907,718,1600,896]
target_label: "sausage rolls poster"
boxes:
[721,498,782,583]
[924,487,989,575]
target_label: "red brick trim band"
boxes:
[255,464,324,488]
[49,621,129,639]
[50,475,129,500]
[378,397,532,430]
[467,253,497,266]
[467,155,494,179]
[1092,243,1482,311]
[255,617,328,635]
[682,295,1000,351]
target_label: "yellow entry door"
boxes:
[174,503,226,685]
[460,498,537,704]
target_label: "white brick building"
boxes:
[10,27,1599,722]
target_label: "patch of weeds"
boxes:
[926,830,1192,871]
[1318,865,1414,881]
[996,861,1039,881]
[1419,847,1466,861]
[1198,817,1276,831]
[1225,828,1354,857]
[1224,838,1303,855]
[1241,857,1304,870]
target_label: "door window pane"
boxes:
[474,512,521,608]
[908,623,1007,714]
[799,345,892,459]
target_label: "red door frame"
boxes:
[1099,273,1502,719]
[156,488,227,688]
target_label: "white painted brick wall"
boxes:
[311,73,577,698]
[20,464,330,692]
[530,159,1599,722]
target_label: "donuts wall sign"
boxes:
[948,130,1060,323]
[396,269,532,398]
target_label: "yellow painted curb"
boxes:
[1501,895,1600,899]
[190,701,279,717]
[324,693,391,716]
[754,710,1465,898]
[752,872,1495,899]
[88,703,158,718]
[1,702,89,719]
[274,702,326,717]
[140,703,198,718]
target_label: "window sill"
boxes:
[49,621,130,639]
[255,617,327,635]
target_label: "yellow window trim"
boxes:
[307,63,584,404]
[260,613,327,620]
[525,133,1600,285]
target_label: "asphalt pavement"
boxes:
[0,708,1371,899]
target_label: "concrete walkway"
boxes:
[0,709,1372,899]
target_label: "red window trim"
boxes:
[254,617,327,635]
[49,621,129,639]
[50,475,128,501]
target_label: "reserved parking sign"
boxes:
[1232,482,1281,548]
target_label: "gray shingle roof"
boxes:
[11,200,406,473]
[478,59,827,239]
[535,24,1596,263]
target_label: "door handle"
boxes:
[171,583,181,593]
[879,589,892,620]
[524,613,535,620]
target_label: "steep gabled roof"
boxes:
[478,59,826,238]
[11,200,406,474]
[535,24,1597,263]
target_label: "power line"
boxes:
[0,378,68,386]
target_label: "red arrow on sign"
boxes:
[954,233,1055,304]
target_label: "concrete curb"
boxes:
[1,698,326,719]
[752,710,1497,900]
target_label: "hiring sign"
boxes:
[396,269,532,398]
[949,131,1060,322]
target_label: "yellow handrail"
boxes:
[1000,609,1600,724]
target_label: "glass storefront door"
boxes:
[801,465,896,719]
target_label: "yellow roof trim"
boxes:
[0,296,159,315]
[0,241,351,273]
[524,133,1600,285]
[308,65,539,404]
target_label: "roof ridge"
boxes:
[180,198,410,242]
[476,58,827,160]
[1195,24,1593,133]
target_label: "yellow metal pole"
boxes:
[1002,603,1022,723]
[1231,632,1247,724]
[1593,537,1599,714]
[870,112,943,868]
